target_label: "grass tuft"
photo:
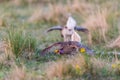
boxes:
[6,28,37,58]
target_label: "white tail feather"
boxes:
[66,16,76,29]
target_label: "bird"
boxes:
[46,16,88,42]
[40,41,94,56]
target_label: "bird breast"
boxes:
[62,28,74,36]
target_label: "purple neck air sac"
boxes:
[59,49,64,54]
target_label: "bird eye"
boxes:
[72,47,76,49]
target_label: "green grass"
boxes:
[6,28,37,58]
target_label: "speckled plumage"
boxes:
[40,41,94,56]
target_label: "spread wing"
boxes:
[40,41,94,56]
[40,42,64,56]
[74,26,89,33]
[74,42,94,55]
[46,26,63,32]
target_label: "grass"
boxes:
[6,28,37,58]
[0,0,120,80]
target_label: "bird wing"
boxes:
[40,42,64,56]
[72,41,94,55]
[40,41,94,56]
[46,25,63,32]
[74,26,89,33]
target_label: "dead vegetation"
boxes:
[82,9,109,44]
[28,0,93,24]
[45,54,86,79]
[0,40,14,64]
[91,57,111,70]
[4,64,26,80]
[4,62,43,80]
[107,35,120,48]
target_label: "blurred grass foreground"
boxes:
[0,0,120,80]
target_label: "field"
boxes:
[0,0,120,80]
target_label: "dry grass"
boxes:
[28,0,93,24]
[0,19,4,26]
[0,40,14,64]
[4,62,43,80]
[11,0,51,6]
[82,9,109,45]
[0,41,8,53]
[90,57,111,70]
[4,63,26,80]
[28,4,68,24]
[88,57,116,77]
[45,54,86,79]
[10,0,36,6]
[44,55,117,79]
[10,0,22,6]
[107,35,120,48]
[68,0,93,16]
